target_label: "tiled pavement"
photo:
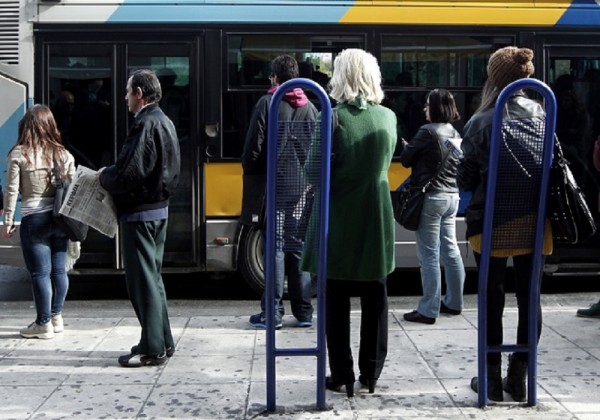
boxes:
[0,293,599,419]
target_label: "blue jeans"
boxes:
[261,210,313,322]
[415,192,465,318]
[19,212,69,325]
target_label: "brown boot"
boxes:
[470,363,503,402]
[503,353,527,402]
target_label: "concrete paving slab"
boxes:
[0,294,600,418]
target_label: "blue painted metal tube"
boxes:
[477,78,556,407]
[265,78,332,411]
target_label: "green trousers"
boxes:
[121,219,174,356]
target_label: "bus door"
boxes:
[45,40,197,270]
[545,42,600,268]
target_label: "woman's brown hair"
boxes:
[426,89,461,123]
[10,104,67,173]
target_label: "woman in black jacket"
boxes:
[458,47,553,402]
[399,89,465,325]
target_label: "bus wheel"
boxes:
[238,225,265,296]
[238,225,318,297]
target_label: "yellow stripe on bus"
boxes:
[340,2,569,26]
[205,161,411,217]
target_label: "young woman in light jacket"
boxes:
[3,104,75,339]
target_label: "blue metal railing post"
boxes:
[477,78,556,407]
[265,78,332,411]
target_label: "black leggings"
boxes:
[474,253,543,365]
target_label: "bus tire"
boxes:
[238,224,265,296]
[238,224,317,298]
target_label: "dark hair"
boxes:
[271,55,299,84]
[129,69,162,102]
[426,89,461,123]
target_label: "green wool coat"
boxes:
[301,102,397,280]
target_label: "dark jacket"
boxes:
[100,103,180,215]
[399,122,461,192]
[457,92,546,238]
[240,87,318,225]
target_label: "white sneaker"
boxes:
[20,321,54,339]
[52,314,64,333]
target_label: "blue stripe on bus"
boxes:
[557,0,600,26]
[108,2,349,23]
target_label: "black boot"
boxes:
[503,353,527,402]
[470,363,503,402]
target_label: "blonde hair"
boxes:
[329,49,384,104]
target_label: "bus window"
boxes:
[381,35,509,149]
[223,34,363,159]
[381,35,494,88]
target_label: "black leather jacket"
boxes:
[399,122,461,192]
[100,103,180,215]
[457,92,546,238]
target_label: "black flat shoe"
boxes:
[403,310,436,325]
[358,375,377,393]
[326,376,354,397]
[440,302,461,315]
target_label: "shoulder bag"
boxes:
[394,136,452,231]
[52,158,89,242]
[548,140,596,244]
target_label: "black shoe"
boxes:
[403,310,436,325]
[326,376,354,397]
[503,354,527,402]
[358,375,377,393]
[118,351,167,368]
[440,302,461,315]
[130,344,175,358]
[470,364,503,402]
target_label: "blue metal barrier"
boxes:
[265,78,332,411]
[477,78,557,407]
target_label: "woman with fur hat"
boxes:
[457,46,553,402]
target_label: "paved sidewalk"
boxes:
[0,293,599,419]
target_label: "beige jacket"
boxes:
[3,145,75,225]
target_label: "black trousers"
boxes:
[474,253,543,365]
[326,277,388,383]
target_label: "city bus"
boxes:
[1,0,600,293]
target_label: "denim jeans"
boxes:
[261,209,313,323]
[415,192,465,318]
[19,211,69,325]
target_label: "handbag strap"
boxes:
[420,128,452,192]
[51,155,64,189]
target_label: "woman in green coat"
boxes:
[302,48,397,397]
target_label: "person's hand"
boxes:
[96,167,105,180]
[2,224,14,240]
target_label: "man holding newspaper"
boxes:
[98,69,181,368]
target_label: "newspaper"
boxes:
[59,165,118,238]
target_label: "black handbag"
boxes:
[548,141,596,244]
[52,159,89,242]
[394,181,427,231]
[394,144,452,231]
